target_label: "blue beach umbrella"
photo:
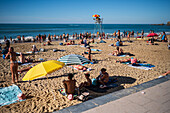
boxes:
[58,54,90,65]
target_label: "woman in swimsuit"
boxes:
[5,47,18,83]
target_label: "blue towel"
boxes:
[99,40,106,43]
[91,49,102,52]
[0,85,25,106]
[138,63,155,68]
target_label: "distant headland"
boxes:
[151,21,170,26]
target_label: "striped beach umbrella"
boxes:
[58,54,90,65]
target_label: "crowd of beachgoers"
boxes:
[0,29,169,112]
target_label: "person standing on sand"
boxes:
[117,30,120,39]
[5,47,18,83]
[141,30,144,38]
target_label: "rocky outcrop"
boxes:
[167,21,170,26]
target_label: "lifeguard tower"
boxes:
[92,14,104,35]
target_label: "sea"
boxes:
[0,24,170,43]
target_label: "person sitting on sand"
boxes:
[63,73,77,95]
[31,45,38,52]
[112,46,124,56]
[78,39,84,45]
[19,53,33,63]
[82,46,92,61]
[97,68,109,88]
[5,47,18,83]
[90,38,95,43]
[79,73,92,89]
[149,37,154,45]
[114,39,123,46]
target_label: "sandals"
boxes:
[77,92,89,101]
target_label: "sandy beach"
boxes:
[0,36,170,113]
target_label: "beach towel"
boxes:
[0,85,25,106]
[26,51,39,54]
[85,83,118,93]
[128,64,153,70]
[17,61,32,66]
[99,40,106,43]
[108,53,128,57]
[91,49,102,52]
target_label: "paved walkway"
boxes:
[83,80,170,113]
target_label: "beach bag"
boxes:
[59,43,63,45]
[67,94,73,101]
[92,78,97,86]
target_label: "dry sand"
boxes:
[0,36,170,113]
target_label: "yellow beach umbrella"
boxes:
[22,60,65,81]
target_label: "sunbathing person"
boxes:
[162,71,170,76]
[116,57,138,64]
[63,73,77,95]
[17,66,33,74]
[79,73,92,89]
[97,68,109,88]
[112,46,123,56]
[5,47,18,83]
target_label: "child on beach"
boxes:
[97,68,109,88]
[79,73,92,89]
[63,73,77,95]
[5,47,18,83]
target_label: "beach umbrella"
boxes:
[58,54,90,65]
[22,60,65,81]
[92,14,100,18]
[147,33,158,37]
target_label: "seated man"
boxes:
[97,68,109,88]
[63,73,77,95]
[112,46,123,56]
[79,73,92,89]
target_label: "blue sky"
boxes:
[0,0,170,24]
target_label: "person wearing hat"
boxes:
[79,73,92,89]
